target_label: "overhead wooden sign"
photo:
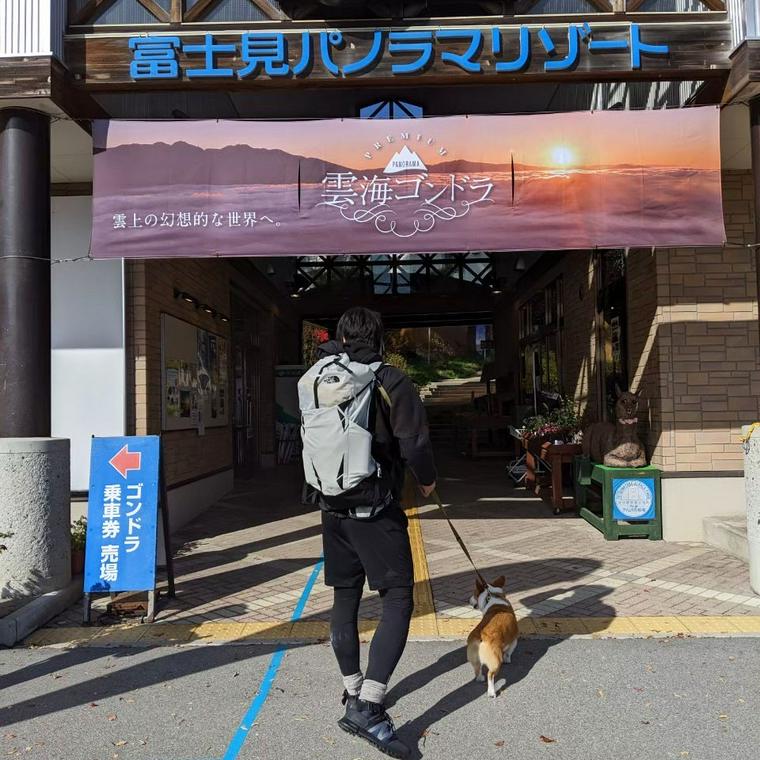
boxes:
[65,19,732,89]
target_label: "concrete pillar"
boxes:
[0,439,71,598]
[743,426,760,595]
[0,108,51,437]
[747,99,760,595]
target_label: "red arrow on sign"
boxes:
[108,444,142,479]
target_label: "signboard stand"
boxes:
[574,457,662,541]
[82,435,176,625]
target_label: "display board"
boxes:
[161,313,229,431]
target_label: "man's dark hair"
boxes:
[337,307,384,352]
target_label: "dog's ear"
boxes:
[476,578,486,594]
[492,575,506,589]
[614,383,623,398]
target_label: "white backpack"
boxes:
[298,353,389,504]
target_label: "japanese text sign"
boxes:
[84,436,160,593]
[127,23,668,81]
[612,478,657,522]
[91,108,725,258]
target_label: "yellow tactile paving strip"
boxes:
[22,616,760,648]
[22,491,760,648]
[406,505,439,638]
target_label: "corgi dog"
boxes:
[467,575,519,698]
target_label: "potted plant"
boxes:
[522,397,581,446]
[70,517,87,575]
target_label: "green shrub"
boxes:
[384,352,409,373]
[71,517,87,552]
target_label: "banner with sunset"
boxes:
[91,107,724,258]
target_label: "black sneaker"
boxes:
[338,699,410,759]
[341,689,360,714]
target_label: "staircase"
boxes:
[422,377,487,445]
[703,515,749,563]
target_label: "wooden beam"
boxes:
[52,182,94,197]
[170,0,182,23]
[184,0,223,22]
[249,0,289,21]
[136,0,171,22]
[722,38,760,104]
[65,21,733,91]
[699,0,726,10]
[70,0,116,26]
[586,0,614,11]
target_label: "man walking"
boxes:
[299,307,436,759]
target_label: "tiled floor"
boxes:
[47,452,759,639]
[422,457,760,620]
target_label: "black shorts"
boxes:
[322,504,414,591]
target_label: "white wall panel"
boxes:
[51,196,126,492]
[0,0,65,59]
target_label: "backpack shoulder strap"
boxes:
[371,362,392,408]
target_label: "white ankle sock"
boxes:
[343,671,364,696]
[359,679,387,705]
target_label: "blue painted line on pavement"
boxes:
[221,557,324,760]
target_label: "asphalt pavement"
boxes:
[1,637,758,760]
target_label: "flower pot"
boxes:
[71,549,85,576]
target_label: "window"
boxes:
[596,251,628,418]
[518,277,564,410]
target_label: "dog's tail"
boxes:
[479,641,503,673]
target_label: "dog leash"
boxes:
[430,489,489,588]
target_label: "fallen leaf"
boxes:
[641,721,650,726]
[718,715,729,720]
[729,656,736,661]
[597,689,604,698]
[52,674,63,680]
[107,714,117,722]
[495,740,505,747]
[540,736,557,744]
[680,752,689,757]
[4,734,17,740]
[112,741,127,747]
[89,703,99,708]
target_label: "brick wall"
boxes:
[626,248,662,465]
[125,259,302,486]
[561,251,599,422]
[514,251,599,421]
[127,259,233,486]
[516,171,760,473]
[653,171,760,472]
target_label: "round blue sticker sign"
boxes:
[612,478,655,520]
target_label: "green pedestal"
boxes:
[574,456,662,541]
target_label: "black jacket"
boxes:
[316,340,437,512]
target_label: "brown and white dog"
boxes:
[467,576,519,698]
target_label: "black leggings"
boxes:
[331,586,414,684]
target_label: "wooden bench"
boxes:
[574,456,662,541]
